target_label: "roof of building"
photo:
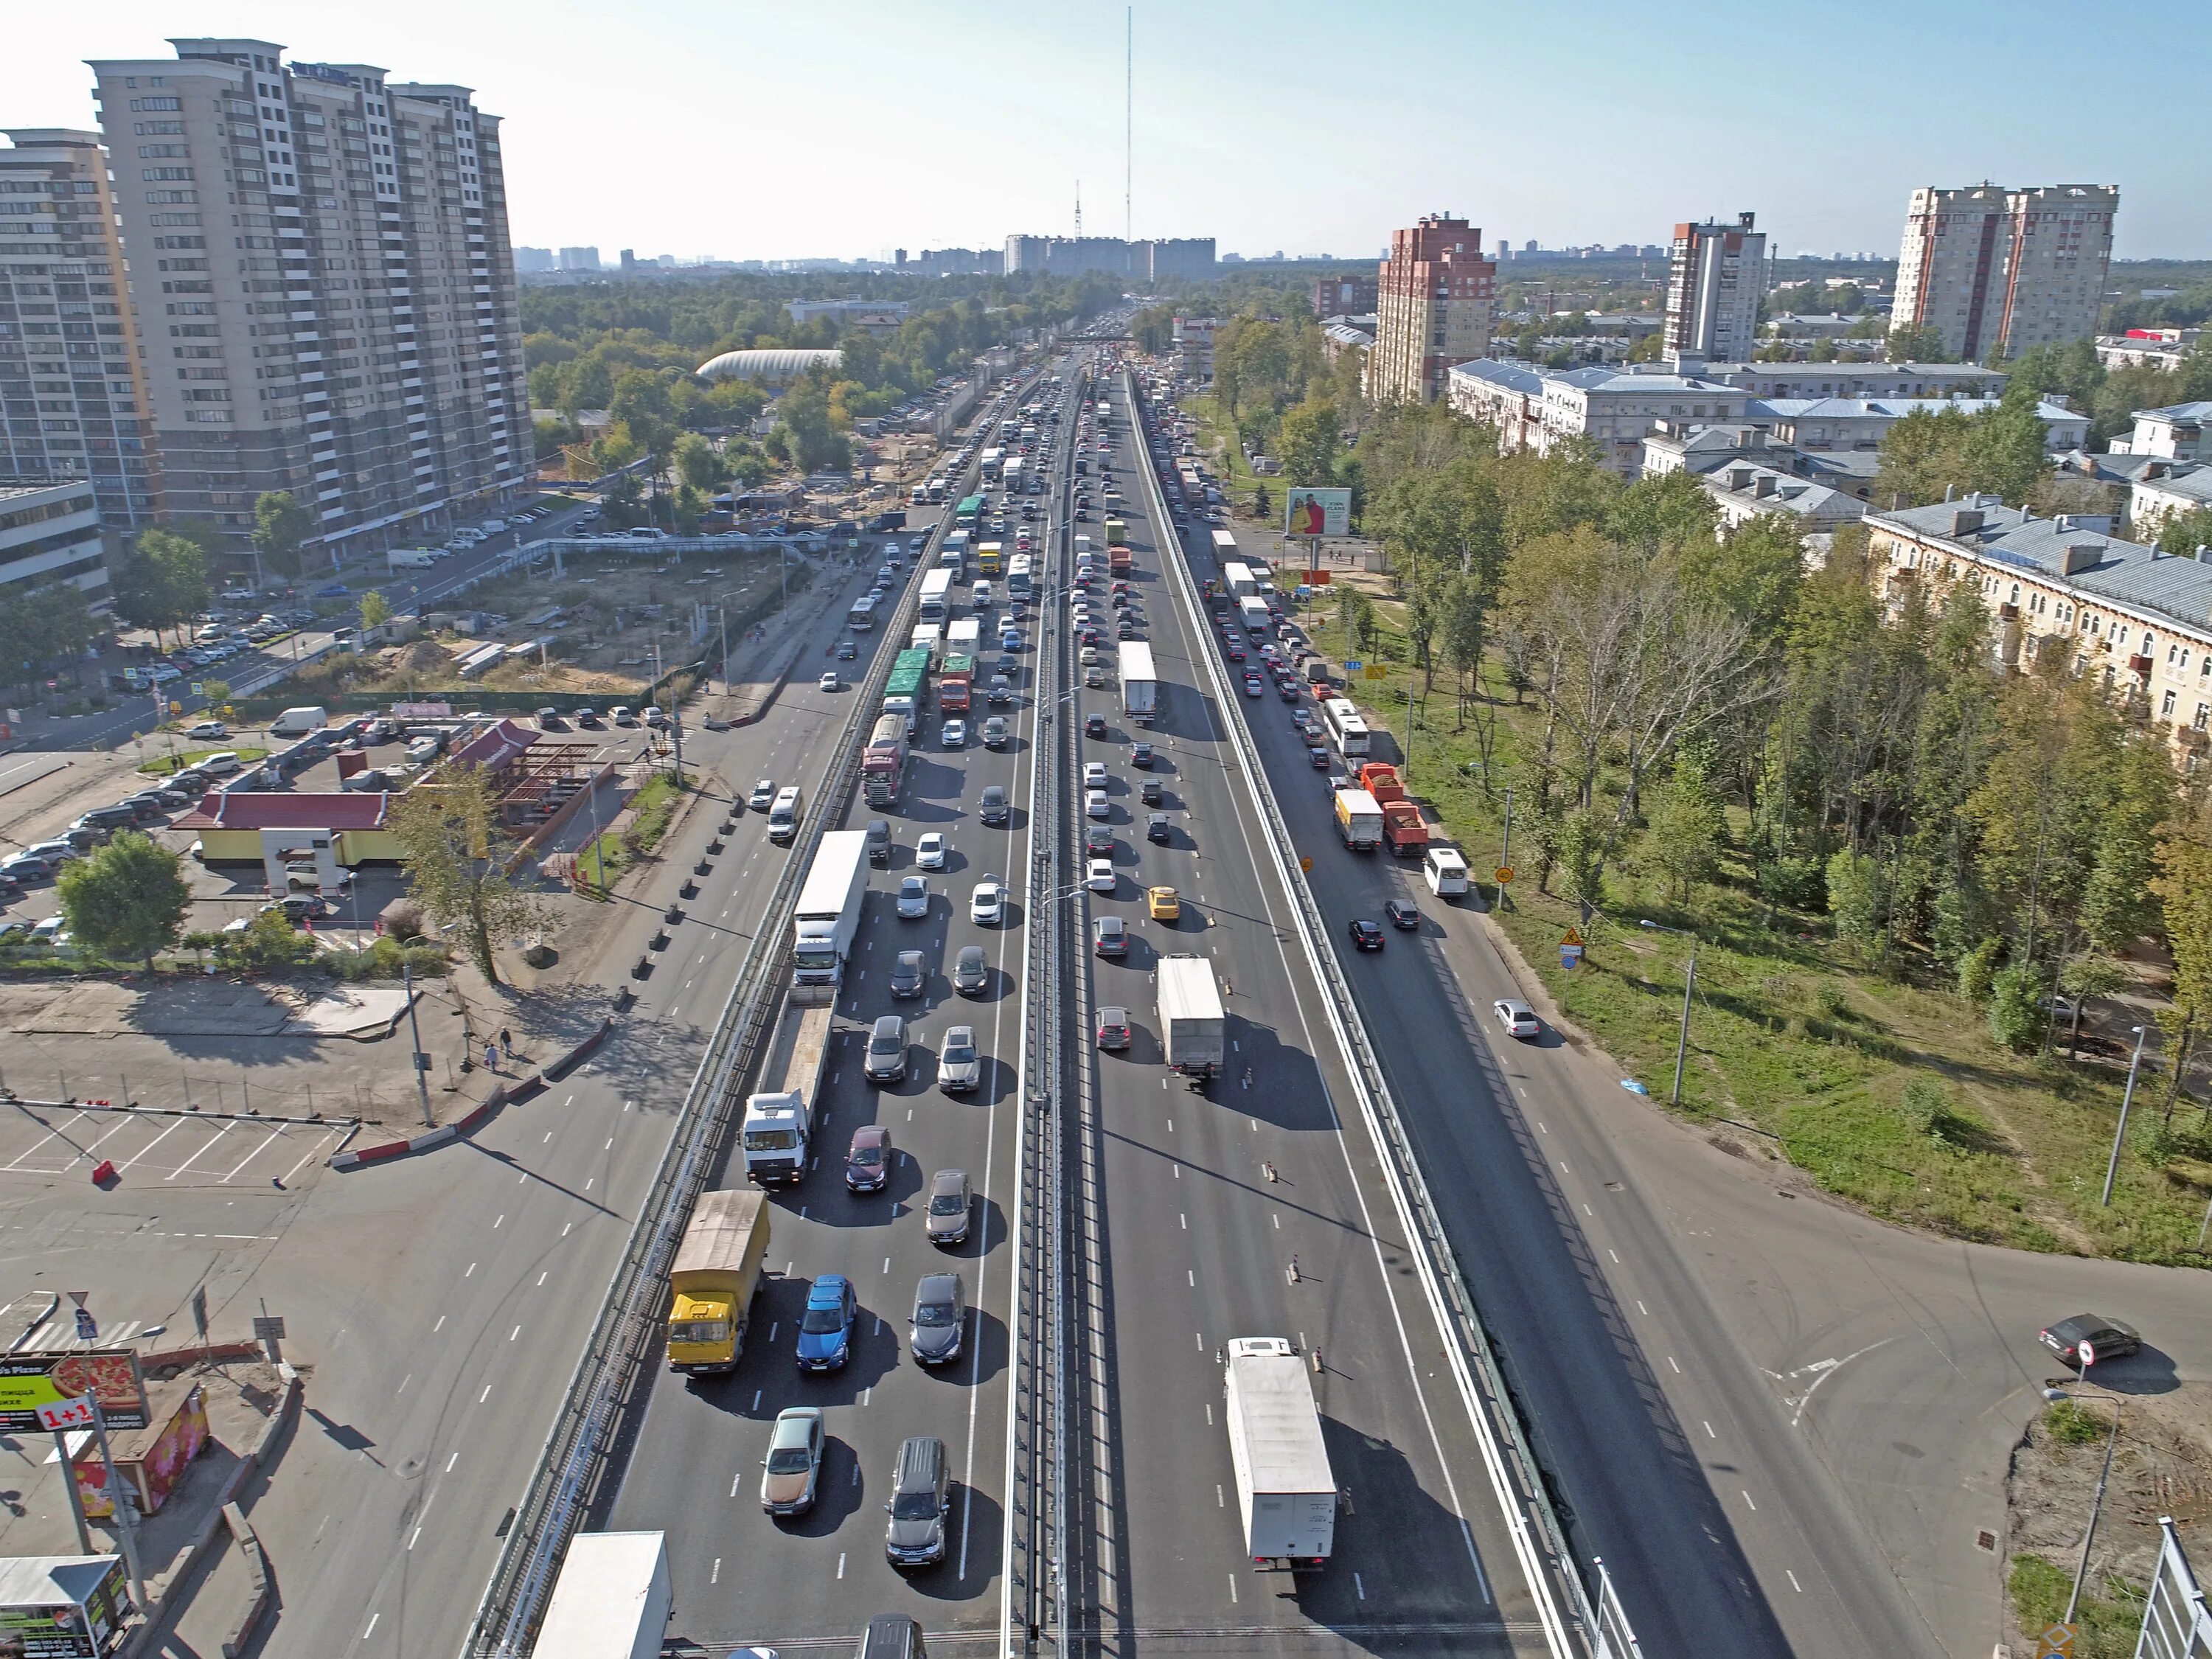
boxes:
[1703,464,1864,522]
[695,348,844,383]
[451,717,540,771]
[175,791,392,832]
[1322,323,1374,349]
[1446,359,1555,397]
[1551,366,1742,394]
[2134,468,2212,508]
[1874,496,2212,633]
[2135,402,2212,425]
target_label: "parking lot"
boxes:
[0,1099,341,1189]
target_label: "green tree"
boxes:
[1826,847,1889,963]
[116,529,209,645]
[560,355,614,415]
[2056,953,2128,1059]
[1886,324,1950,363]
[2150,504,2212,558]
[1276,394,1342,488]
[252,490,314,580]
[1987,962,2045,1052]
[387,763,557,985]
[360,589,393,632]
[1626,330,1664,364]
[672,431,730,493]
[1646,757,1725,904]
[57,831,191,972]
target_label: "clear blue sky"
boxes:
[5,0,2206,262]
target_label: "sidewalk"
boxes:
[705,550,867,726]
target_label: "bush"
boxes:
[1956,936,2002,1004]
[1988,964,2046,1054]
[1813,978,1852,1020]
[2042,1398,2110,1447]
[327,937,447,981]
[1755,854,1827,914]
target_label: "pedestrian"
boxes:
[499,1026,513,1061]
[484,1040,498,1073]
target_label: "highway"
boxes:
[600,370,1077,1645]
[1130,378,1915,1657]
[1046,380,1556,1652]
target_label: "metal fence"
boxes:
[2138,1518,2212,1659]
[1126,369,1603,1658]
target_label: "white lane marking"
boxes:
[479,1384,492,1403]
[1742,1489,1757,1511]
[433,1315,446,1332]
[445,1452,459,1472]
[712,1557,722,1584]
[116,1119,186,1173]
[1786,1568,1803,1592]
[364,1613,378,1639]
[1668,1355,1681,1374]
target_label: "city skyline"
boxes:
[2,0,2207,263]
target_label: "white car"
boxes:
[818,672,840,692]
[1493,998,1542,1040]
[917,832,949,871]
[748,779,777,811]
[897,876,931,919]
[1083,761,1108,790]
[1085,787,1109,819]
[942,718,967,748]
[184,720,227,740]
[970,877,1006,926]
[1086,857,1116,893]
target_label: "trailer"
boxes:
[1119,640,1158,725]
[791,829,871,986]
[1223,1338,1336,1572]
[534,1531,672,1659]
[1158,953,1226,1084]
[742,998,835,1183]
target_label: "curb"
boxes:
[327,1016,613,1170]
[122,1360,302,1658]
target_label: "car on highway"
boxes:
[937,1026,981,1093]
[979,785,1009,826]
[1130,742,1154,768]
[759,1407,825,1516]
[845,1124,893,1193]
[953,945,989,997]
[925,1169,972,1245]
[1225,641,1245,662]
[1243,672,1264,697]
[982,716,1009,748]
[796,1274,856,1371]
[2039,1314,2141,1368]
[837,639,858,660]
[1085,856,1116,894]
[1385,898,1422,931]
[910,1272,966,1366]
[897,875,931,919]
[748,779,776,811]
[1095,1006,1131,1049]
[864,1015,908,1083]
[941,718,967,748]
[970,877,1006,926]
[819,672,841,692]
[1084,761,1109,790]
[1093,916,1129,958]
[1347,917,1386,951]
[890,950,927,998]
[1138,776,1165,806]
[1083,824,1114,858]
[987,675,1014,704]
[1146,812,1171,844]
[1085,712,1107,738]
[885,1433,952,1568]
[917,832,949,871]
[1085,788,1109,819]
[1492,998,1542,1039]
[1147,886,1180,921]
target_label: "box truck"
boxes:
[533,1531,671,1659]
[1119,640,1157,725]
[1158,954,1225,1083]
[1223,1337,1337,1572]
[664,1189,770,1373]
[1332,788,1383,852]
[742,998,834,1183]
[792,829,870,986]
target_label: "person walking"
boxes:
[499,1026,513,1061]
[484,1040,499,1073]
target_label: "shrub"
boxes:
[1988,964,2045,1054]
[2042,1398,2109,1447]
[1956,936,2002,1004]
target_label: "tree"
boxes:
[1826,847,1889,963]
[1646,756,1725,904]
[115,529,209,646]
[252,491,314,580]
[1626,330,1664,364]
[1886,324,1949,363]
[388,763,557,985]
[672,431,730,493]
[2056,954,2128,1059]
[360,589,393,632]
[57,832,191,972]
[1276,394,1342,488]
[2150,504,2212,558]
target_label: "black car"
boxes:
[574,708,602,728]
[1384,898,1421,931]
[889,950,927,998]
[1084,824,1116,856]
[979,785,1010,827]
[1139,778,1164,806]
[2038,1314,2141,1368]
[1085,712,1107,738]
[1130,742,1154,768]
[837,639,858,660]
[1347,917,1385,951]
[953,945,989,997]
[1147,812,1171,844]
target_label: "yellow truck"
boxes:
[665,1188,771,1374]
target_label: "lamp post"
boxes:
[401,939,434,1127]
[2098,1024,2149,1208]
[1642,919,1697,1107]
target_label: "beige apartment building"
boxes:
[1892,184,2117,363]
[1367,215,1495,405]
[1663,212,1765,364]
[0,128,158,532]
[86,38,529,563]
[1867,496,2212,765]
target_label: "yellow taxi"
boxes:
[1147,886,1180,922]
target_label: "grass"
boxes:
[138,745,267,776]
[1292,594,2212,1267]
[2008,1554,2144,1659]
[578,771,689,888]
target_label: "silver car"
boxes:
[938,1026,981,1093]
[897,875,930,919]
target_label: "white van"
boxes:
[971,581,992,611]
[269,706,329,737]
[1423,846,1471,898]
[766,785,802,845]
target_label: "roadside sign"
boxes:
[1561,945,1584,970]
[1343,659,1362,674]
[1562,928,1585,946]
[66,1291,88,1309]
[1299,856,1313,872]
[35,1394,95,1433]
[252,1315,287,1343]
[2034,1624,2076,1658]
[1363,664,1386,681]
[73,1310,97,1343]
[2076,1339,2096,1369]
[1495,866,1514,885]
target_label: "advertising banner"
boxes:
[0,1353,148,1434]
[0,1557,128,1656]
[1283,487,1351,539]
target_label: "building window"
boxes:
[2195,704,2209,731]
[2163,689,2178,717]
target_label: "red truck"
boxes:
[1357,762,1405,805]
[1108,543,1133,577]
[862,714,908,806]
[938,652,975,719]
[1380,800,1430,856]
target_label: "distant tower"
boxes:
[1074,180,1082,238]
[1125,7,1133,242]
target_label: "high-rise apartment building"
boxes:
[1368,214,1495,405]
[556,246,599,272]
[1663,212,1765,365]
[1893,184,2118,363]
[87,38,529,557]
[0,130,159,532]
[1000,235,1214,282]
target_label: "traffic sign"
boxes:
[2034,1623,2076,1658]
[66,1291,88,1308]
[1343,659,1362,673]
[73,1309,97,1343]
[1299,856,1314,872]
[1561,944,1584,970]
[252,1315,287,1343]
[1562,928,1585,946]
[2076,1339,2096,1369]
[1363,664,1387,681]
[1495,866,1514,884]
[35,1394,95,1433]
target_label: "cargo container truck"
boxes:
[741,998,834,1183]
[791,829,871,985]
[1332,787,1383,851]
[917,569,953,623]
[665,1189,770,1373]
[1158,954,1226,1083]
[863,713,909,806]
[534,1530,672,1659]
[1223,1338,1336,1572]
[1238,597,1270,634]
[1223,560,1256,599]
[1119,641,1157,725]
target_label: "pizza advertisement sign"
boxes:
[0,1352,148,1434]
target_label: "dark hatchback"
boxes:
[2038,1314,2140,1367]
[1346,917,1386,951]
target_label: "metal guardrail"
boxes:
[1126,371,1606,1658]
[459,446,965,1659]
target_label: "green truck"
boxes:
[883,647,931,734]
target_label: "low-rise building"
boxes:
[2129,463,2212,539]
[2110,402,2212,463]
[175,789,400,864]
[2096,329,2202,373]
[1450,360,1752,475]
[1700,460,1866,532]
[1865,496,2212,762]
[1321,321,1374,364]
[785,299,912,330]
[0,479,108,609]
[1757,396,2087,454]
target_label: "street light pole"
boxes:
[2099,1024,2148,1207]
[403,955,434,1127]
[1643,919,1696,1106]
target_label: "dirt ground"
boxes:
[2006,1380,2212,1649]
[353,546,791,698]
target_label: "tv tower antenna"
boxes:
[1124,6,1133,242]
[1074,179,1082,237]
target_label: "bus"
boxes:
[1320,698,1371,759]
[954,495,984,530]
[847,594,878,631]
[918,568,953,623]
[977,541,1003,576]
[1006,553,1034,603]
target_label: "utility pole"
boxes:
[2064,1394,2122,1626]
[403,956,434,1127]
[2099,1025,2148,1206]
[1673,953,1697,1106]
[88,1399,145,1610]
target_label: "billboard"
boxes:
[0,1557,128,1657]
[0,1352,149,1434]
[1284,487,1350,539]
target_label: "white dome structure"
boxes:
[695,348,843,385]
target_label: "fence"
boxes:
[2137,1519,2212,1659]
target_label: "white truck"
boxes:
[918,568,953,622]
[1119,640,1157,725]
[1158,954,1225,1084]
[387,547,438,570]
[947,616,981,658]
[742,997,834,1184]
[1223,1338,1337,1573]
[533,1530,672,1659]
[1237,595,1271,635]
[791,829,870,988]
[1222,560,1256,600]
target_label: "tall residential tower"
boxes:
[1368,215,1495,405]
[86,38,529,560]
[1663,212,1765,366]
[1892,184,2117,363]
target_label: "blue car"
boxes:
[1000,630,1023,652]
[796,1274,855,1371]
[312,581,349,597]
